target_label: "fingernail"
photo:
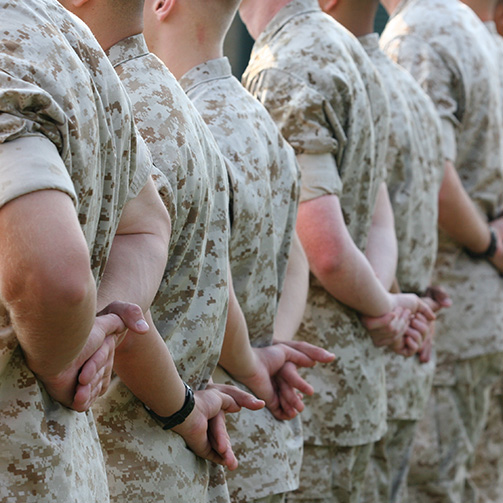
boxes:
[136,320,149,331]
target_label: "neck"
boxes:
[75,5,143,51]
[380,0,402,15]
[239,0,291,40]
[461,0,497,21]
[148,25,223,80]
[327,0,379,37]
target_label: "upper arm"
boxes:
[115,175,171,245]
[0,189,92,307]
[296,194,353,277]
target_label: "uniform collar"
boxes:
[254,0,321,50]
[485,20,498,35]
[358,32,380,54]
[179,57,232,94]
[106,33,149,68]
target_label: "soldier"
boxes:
[240,1,435,501]
[460,2,503,500]
[0,0,173,501]
[381,0,503,501]
[319,1,449,501]
[142,1,338,502]
[61,1,329,502]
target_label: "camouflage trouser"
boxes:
[469,379,503,503]
[362,419,417,503]
[407,353,503,503]
[286,443,373,503]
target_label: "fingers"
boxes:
[207,383,265,411]
[416,298,436,321]
[361,311,395,331]
[278,340,335,364]
[98,301,149,334]
[419,338,433,363]
[277,361,314,396]
[279,344,318,369]
[276,377,303,420]
[208,412,238,471]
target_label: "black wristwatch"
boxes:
[144,381,195,430]
[465,227,498,259]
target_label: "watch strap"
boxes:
[144,381,195,430]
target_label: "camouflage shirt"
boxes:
[94,35,231,503]
[381,0,503,367]
[361,33,443,420]
[181,57,301,501]
[243,0,387,446]
[0,2,151,502]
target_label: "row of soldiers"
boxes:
[1,0,503,502]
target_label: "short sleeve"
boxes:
[383,36,460,162]
[0,135,76,209]
[151,164,176,222]
[247,68,344,158]
[297,153,342,203]
[127,131,154,201]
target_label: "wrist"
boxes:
[144,381,195,430]
[465,227,498,259]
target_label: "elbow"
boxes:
[311,248,347,280]
[1,249,95,314]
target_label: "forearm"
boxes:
[218,269,258,379]
[438,160,491,252]
[317,244,393,317]
[274,232,309,341]
[113,310,186,416]
[365,183,397,291]
[97,233,167,312]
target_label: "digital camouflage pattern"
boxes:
[362,419,417,503]
[243,0,387,447]
[339,36,390,190]
[357,33,443,503]
[180,57,302,502]
[381,0,503,367]
[468,22,503,503]
[288,443,373,503]
[407,355,502,503]
[0,2,151,502]
[93,35,231,503]
[360,33,440,421]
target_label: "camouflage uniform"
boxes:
[180,57,301,503]
[0,2,151,502]
[359,33,443,503]
[381,1,503,501]
[469,20,503,503]
[243,2,388,501]
[93,35,231,503]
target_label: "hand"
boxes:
[361,306,411,348]
[39,301,149,411]
[390,311,430,358]
[424,285,452,312]
[172,383,264,470]
[229,342,335,421]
